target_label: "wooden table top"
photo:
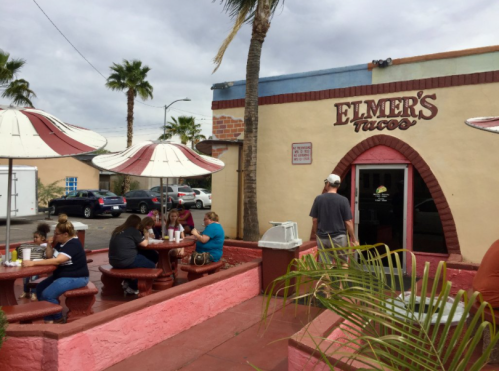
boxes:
[0,265,56,280]
[143,238,195,250]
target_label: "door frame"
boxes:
[353,164,411,273]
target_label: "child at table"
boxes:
[147,209,163,239]
[138,217,159,263]
[17,223,51,301]
[167,209,185,257]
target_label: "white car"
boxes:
[193,188,212,209]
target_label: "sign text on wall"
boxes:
[334,91,438,133]
[292,142,312,165]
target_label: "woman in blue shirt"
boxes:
[190,211,224,262]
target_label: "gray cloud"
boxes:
[2,0,499,150]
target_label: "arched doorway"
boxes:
[328,135,459,271]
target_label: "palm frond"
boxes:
[263,244,499,370]
[2,78,36,107]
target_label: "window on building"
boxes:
[65,177,77,194]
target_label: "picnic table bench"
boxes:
[2,301,63,323]
[180,261,224,281]
[64,281,99,322]
[99,265,162,298]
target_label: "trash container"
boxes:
[258,222,303,296]
[49,222,88,248]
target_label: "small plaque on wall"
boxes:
[292,142,312,165]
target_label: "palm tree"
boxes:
[264,244,499,370]
[159,116,206,149]
[106,59,154,193]
[0,50,37,107]
[214,0,282,241]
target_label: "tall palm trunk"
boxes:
[122,88,135,194]
[242,0,271,241]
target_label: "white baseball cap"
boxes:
[325,174,341,185]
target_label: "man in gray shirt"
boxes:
[310,174,358,263]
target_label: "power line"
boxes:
[32,0,108,80]
[170,107,212,118]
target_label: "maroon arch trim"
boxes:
[326,134,460,255]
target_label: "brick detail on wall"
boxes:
[213,115,244,141]
[212,70,499,110]
[212,146,228,159]
[328,134,460,255]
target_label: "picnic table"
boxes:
[142,238,195,290]
[0,265,56,306]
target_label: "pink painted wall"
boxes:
[0,337,58,371]
[57,267,261,371]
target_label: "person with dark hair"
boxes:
[138,216,159,264]
[109,214,153,295]
[17,223,51,301]
[22,214,89,323]
[310,174,359,264]
[178,205,194,234]
[190,211,224,263]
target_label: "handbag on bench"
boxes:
[190,252,211,266]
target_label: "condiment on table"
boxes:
[142,238,195,290]
[0,265,56,306]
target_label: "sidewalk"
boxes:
[105,296,323,371]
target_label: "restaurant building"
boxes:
[206,45,499,270]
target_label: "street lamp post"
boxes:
[160,98,190,236]
[163,98,191,139]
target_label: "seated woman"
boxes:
[190,211,225,263]
[22,214,89,323]
[178,205,195,235]
[109,214,154,295]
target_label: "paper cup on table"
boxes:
[175,231,180,243]
[22,249,31,261]
[168,229,174,241]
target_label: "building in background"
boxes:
[204,45,499,268]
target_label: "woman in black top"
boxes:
[22,214,89,323]
[109,214,155,295]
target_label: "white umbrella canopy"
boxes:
[91,140,224,177]
[92,140,225,237]
[0,105,107,263]
[465,116,499,134]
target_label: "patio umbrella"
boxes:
[465,117,499,134]
[0,105,107,262]
[92,140,225,236]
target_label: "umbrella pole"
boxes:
[160,178,164,239]
[5,159,13,263]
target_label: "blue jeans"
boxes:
[23,275,39,294]
[36,275,89,321]
[124,254,156,290]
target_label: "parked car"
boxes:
[149,184,196,209]
[49,190,126,218]
[124,190,172,214]
[192,188,212,209]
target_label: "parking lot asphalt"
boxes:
[0,209,207,250]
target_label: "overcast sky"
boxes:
[2,0,498,151]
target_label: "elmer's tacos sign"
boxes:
[334,91,438,132]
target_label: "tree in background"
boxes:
[159,116,206,149]
[112,174,140,196]
[37,178,65,206]
[0,308,6,349]
[214,0,282,241]
[0,49,37,107]
[91,147,111,155]
[105,59,153,194]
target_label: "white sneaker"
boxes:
[121,280,129,289]
[124,286,139,295]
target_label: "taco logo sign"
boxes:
[334,91,438,133]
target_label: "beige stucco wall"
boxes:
[373,51,499,84]
[213,82,499,263]
[0,158,99,203]
[211,143,240,239]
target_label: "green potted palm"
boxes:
[264,244,499,370]
[0,308,7,349]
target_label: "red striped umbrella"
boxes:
[0,105,107,263]
[92,140,224,238]
[92,140,224,177]
[465,117,499,134]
